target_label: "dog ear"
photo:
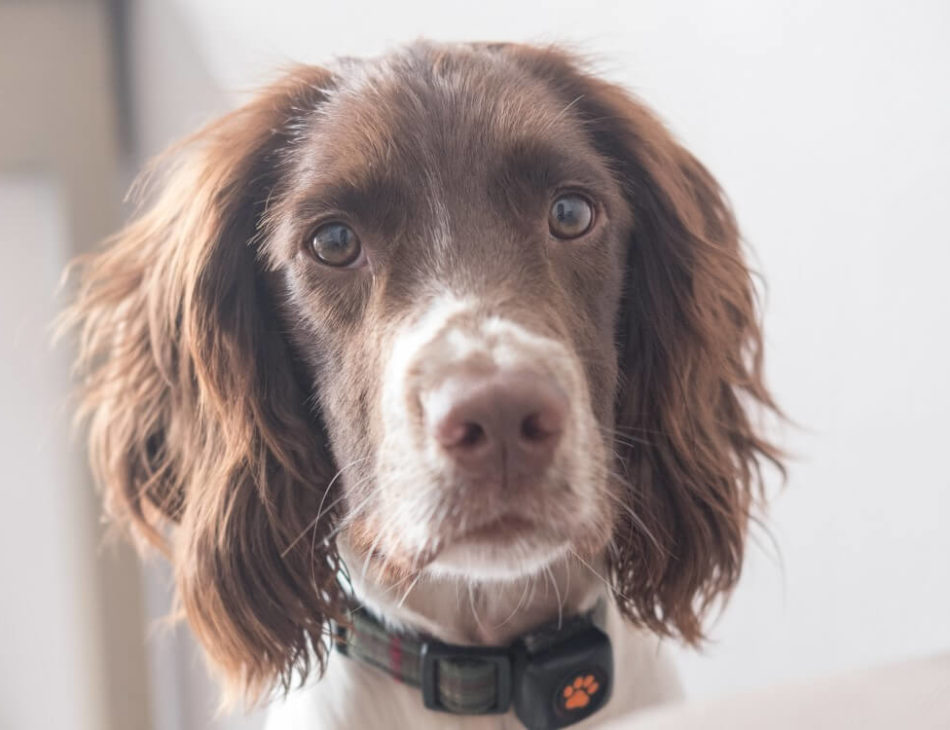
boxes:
[64,66,348,703]
[504,45,784,642]
[605,112,785,643]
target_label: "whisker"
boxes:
[494,574,534,629]
[597,423,653,444]
[324,488,376,542]
[283,491,347,558]
[601,489,665,554]
[307,474,376,593]
[373,566,419,598]
[544,563,564,630]
[360,509,400,579]
[568,548,633,605]
[562,556,571,604]
[468,583,486,633]
[281,456,371,557]
[395,571,425,610]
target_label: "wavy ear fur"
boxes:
[502,45,784,642]
[64,67,347,703]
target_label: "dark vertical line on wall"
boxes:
[106,0,136,171]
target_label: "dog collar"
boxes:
[332,603,613,730]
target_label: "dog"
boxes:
[65,41,782,729]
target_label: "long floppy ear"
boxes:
[503,45,784,642]
[63,67,347,703]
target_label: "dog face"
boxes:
[66,42,781,702]
[267,52,632,583]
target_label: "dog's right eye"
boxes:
[548,194,594,239]
[308,223,362,267]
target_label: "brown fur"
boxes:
[63,42,783,705]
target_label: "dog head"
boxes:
[66,42,782,702]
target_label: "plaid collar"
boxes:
[332,602,613,730]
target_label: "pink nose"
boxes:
[425,371,567,482]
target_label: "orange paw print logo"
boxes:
[562,674,600,710]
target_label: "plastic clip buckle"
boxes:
[420,640,513,714]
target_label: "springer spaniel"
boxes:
[66,41,782,729]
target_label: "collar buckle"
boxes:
[420,639,513,714]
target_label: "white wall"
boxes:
[0,4,152,729]
[0,176,104,730]
[129,0,950,724]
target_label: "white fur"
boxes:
[374,293,606,582]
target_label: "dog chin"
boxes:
[425,536,569,582]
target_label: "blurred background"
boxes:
[1,1,948,729]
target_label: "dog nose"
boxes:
[425,371,567,479]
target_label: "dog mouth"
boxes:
[453,513,538,543]
[422,508,570,580]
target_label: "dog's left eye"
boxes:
[309,222,362,267]
[549,194,594,239]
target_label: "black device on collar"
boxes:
[332,603,613,730]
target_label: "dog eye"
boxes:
[309,223,362,267]
[548,194,594,239]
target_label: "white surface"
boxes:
[612,653,950,730]
[130,0,950,725]
[0,175,104,730]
